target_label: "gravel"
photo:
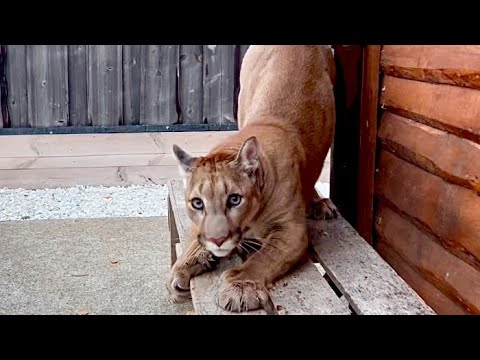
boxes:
[0,184,169,222]
[0,181,330,222]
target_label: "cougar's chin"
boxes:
[205,239,237,258]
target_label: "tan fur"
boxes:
[167,45,337,312]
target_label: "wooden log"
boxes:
[380,75,480,144]
[375,151,480,271]
[6,45,28,128]
[376,241,468,315]
[87,45,123,126]
[375,204,480,314]
[356,45,381,243]
[122,45,142,125]
[381,45,480,90]
[0,165,180,189]
[68,45,88,126]
[26,45,69,128]
[308,214,435,315]
[378,112,480,194]
[140,45,178,125]
[203,45,236,125]
[0,131,232,158]
[178,45,203,124]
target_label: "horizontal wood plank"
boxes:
[308,215,435,315]
[381,75,480,144]
[0,131,233,158]
[0,165,180,189]
[0,153,206,170]
[381,45,480,89]
[168,180,350,315]
[376,241,468,315]
[378,112,480,194]
[375,204,480,314]
[375,151,480,271]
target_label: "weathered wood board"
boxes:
[6,45,28,128]
[203,45,236,125]
[68,45,88,126]
[178,45,203,124]
[0,131,233,158]
[122,45,142,125]
[87,45,123,126]
[376,241,468,315]
[140,45,178,125]
[308,215,435,315]
[0,165,179,189]
[26,45,69,128]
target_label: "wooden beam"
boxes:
[356,45,381,244]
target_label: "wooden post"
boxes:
[356,45,382,244]
[331,45,363,227]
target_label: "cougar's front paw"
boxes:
[216,270,269,312]
[166,266,192,303]
[308,197,339,220]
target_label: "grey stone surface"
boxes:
[0,216,193,315]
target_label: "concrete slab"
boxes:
[0,217,193,315]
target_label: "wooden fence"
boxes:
[0,45,249,131]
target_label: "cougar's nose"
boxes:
[208,236,227,246]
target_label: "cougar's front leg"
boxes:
[166,227,219,303]
[307,190,339,220]
[216,221,308,312]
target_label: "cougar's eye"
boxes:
[227,194,242,208]
[191,198,204,210]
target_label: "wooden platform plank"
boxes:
[308,215,435,315]
[375,151,480,271]
[0,165,179,189]
[381,75,480,144]
[0,131,233,158]
[168,179,350,315]
[381,45,480,90]
[375,205,480,314]
[378,112,480,194]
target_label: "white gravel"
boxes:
[0,184,169,222]
[0,181,330,222]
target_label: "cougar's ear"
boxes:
[173,144,197,175]
[233,136,259,174]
